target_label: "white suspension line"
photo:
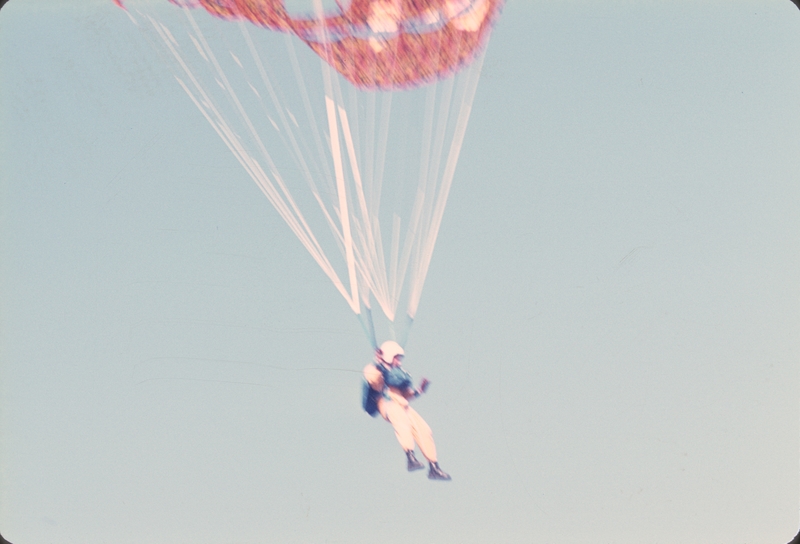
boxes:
[407,29,474,317]
[364,92,377,208]
[151,13,354,309]
[324,52,388,312]
[371,93,393,220]
[393,81,440,306]
[172,71,352,305]
[184,10,323,258]
[408,53,487,318]
[144,1,494,325]
[367,93,393,316]
[346,85,362,178]
[240,25,352,288]
[318,205,382,313]
[239,24,322,203]
[402,13,450,277]
[389,213,402,315]
[338,105,392,315]
[407,73,457,309]
[284,34,336,194]
[325,96,360,313]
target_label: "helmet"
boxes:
[379,340,404,364]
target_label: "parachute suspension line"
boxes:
[396,15,450,310]
[325,57,392,319]
[242,25,363,311]
[127,0,503,349]
[363,90,381,314]
[184,13,280,179]
[303,0,373,316]
[356,42,380,311]
[309,0,398,325]
[364,91,377,212]
[372,92,392,220]
[368,92,393,317]
[405,33,469,317]
[408,52,487,318]
[325,96,360,314]
[352,236,375,317]
[182,9,332,271]
[393,22,448,309]
[388,213,401,315]
[281,32,368,303]
[354,303,378,349]
[365,306,378,349]
[338,99,396,320]
[396,314,414,349]
[394,81,439,310]
[405,72,457,317]
[306,0,380,318]
[149,12,354,308]
[395,18,454,310]
[406,30,477,318]
[344,86,366,296]
[239,22,326,214]
[346,84,362,180]
[339,105,394,319]
[373,5,406,316]
[284,33,336,194]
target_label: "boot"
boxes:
[406,450,425,471]
[428,461,451,481]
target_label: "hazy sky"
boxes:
[1,1,799,543]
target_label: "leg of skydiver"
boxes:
[406,406,437,462]
[405,450,425,471]
[427,461,451,480]
[381,400,423,470]
[405,406,450,480]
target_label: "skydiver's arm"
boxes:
[363,364,385,391]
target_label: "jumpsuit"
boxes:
[363,362,438,463]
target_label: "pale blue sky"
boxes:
[1,1,799,543]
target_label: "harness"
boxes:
[361,363,413,416]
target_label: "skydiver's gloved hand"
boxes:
[418,378,430,394]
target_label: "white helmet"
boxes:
[379,340,404,364]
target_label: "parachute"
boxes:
[160,0,502,90]
[116,0,503,345]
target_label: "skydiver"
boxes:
[362,340,451,480]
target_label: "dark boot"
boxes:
[406,450,424,471]
[428,461,451,481]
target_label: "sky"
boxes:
[1,0,799,543]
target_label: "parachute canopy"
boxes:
[154,0,502,89]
